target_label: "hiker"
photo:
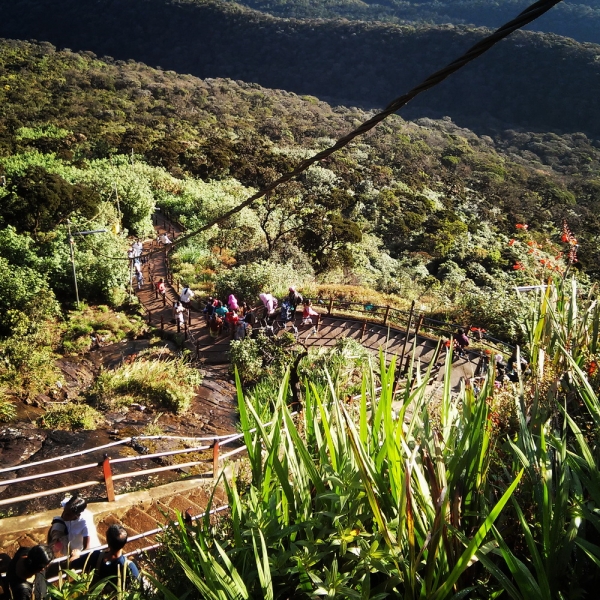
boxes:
[155,279,166,300]
[5,545,54,600]
[135,269,144,290]
[243,303,256,327]
[224,308,239,336]
[132,239,143,257]
[203,297,215,323]
[180,285,195,308]
[209,314,223,339]
[259,293,278,316]
[302,300,318,325]
[76,525,140,591]
[173,301,186,327]
[287,287,303,311]
[453,329,470,358]
[214,300,228,318]
[161,233,172,245]
[227,294,239,312]
[234,319,248,341]
[48,495,100,560]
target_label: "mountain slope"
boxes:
[236,0,600,46]
[1,0,599,138]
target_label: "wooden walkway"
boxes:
[133,215,480,391]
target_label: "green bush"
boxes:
[214,260,304,304]
[89,354,201,414]
[41,403,104,430]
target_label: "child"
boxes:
[302,300,318,325]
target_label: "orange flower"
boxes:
[513,262,525,270]
[515,224,528,230]
[508,239,516,246]
[561,233,569,242]
[589,361,598,376]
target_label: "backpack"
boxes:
[47,517,69,553]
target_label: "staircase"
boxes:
[0,476,228,559]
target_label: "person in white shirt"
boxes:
[180,286,195,307]
[161,233,172,245]
[48,495,100,560]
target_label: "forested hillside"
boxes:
[237,0,600,45]
[1,0,600,138]
[1,39,599,352]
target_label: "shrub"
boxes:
[89,354,201,414]
[214,261,304,304]
[41,403,104,430]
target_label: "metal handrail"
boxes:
[0,433,243,475]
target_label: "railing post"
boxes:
[155,285,158,300]
[316,313,322,332]
[383,305,390,326]
[196,340,200,359]
[188,310,192,326]
[148,310,152,325]
[102,454,115,502]
[184,323,188,339]
[212,440,220,478]
[177,320,181,334]
[414,314,425,338]
[328,298,333,315]
[162,292,166,307]
[361,320,367,341]
[400,300,416,374]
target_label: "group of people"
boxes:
[0,495,139,600]
[128,239,145,289]
[203,287,319,341]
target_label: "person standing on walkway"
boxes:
[453,328,470,358]
[5,545,54,600]
[180,285,195,308]
[48,495,100,560]
[155,278,166,301]
[75,525,140,592]
[173,301,186,327]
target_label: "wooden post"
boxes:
[102,454,115,502]
[383,305,390,326]
[148,310,152,325]
[188,309,192,326]
[184,323,188,339]
[360,320,367,341]
[177,319,181,334]
[328,298,334,315]
[316,313,322,332]
[196,340,200,359]
[155,285,158,300]
[400,300,415,373]
[162,293,166,307]
[414,314,425,338]
[212,441,220,478]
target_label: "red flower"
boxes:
[508,239,516,246]
[515,224,528,230]
[589,361,598,377]
[561,233,569,242]
[513,262,525,270]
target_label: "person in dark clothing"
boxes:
[243,308,256,327]
[76,525,140,591]
[453,329,470,357]
[287,287,303,311]
[6,545,54,600]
